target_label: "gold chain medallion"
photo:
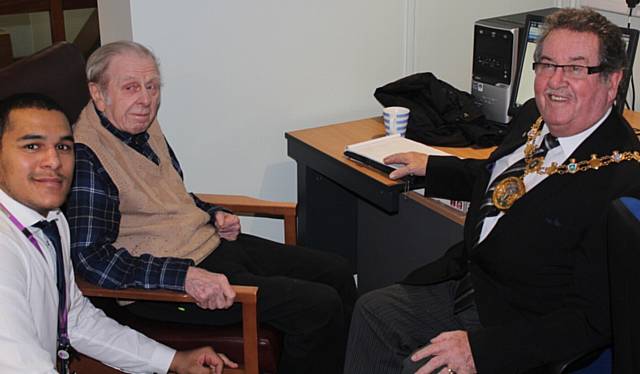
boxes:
[492,176,526,210]
[490,116,638,211]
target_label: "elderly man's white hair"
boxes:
[86,41,161,88]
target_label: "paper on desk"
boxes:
[345,134,452,169]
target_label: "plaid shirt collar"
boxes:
[94,105,158,165]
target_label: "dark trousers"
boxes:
[344,281,481,374]
[127,234,358,374]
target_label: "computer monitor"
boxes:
[508,14,639,116]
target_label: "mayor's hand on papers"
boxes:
[384,152,428,179]
[344,134,450,179]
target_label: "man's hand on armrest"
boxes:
[169,346,238,374]
[214,210,241,241]
[184,267,236,310]
[384,152,429,180]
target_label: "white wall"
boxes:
[415,1,557,91]
[97,0,556,240]
[0,8,94,58]
[64,8,95,42]
[97,0,132,43]
[0,13,34,57]
[30,12,52,53]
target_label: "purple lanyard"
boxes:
[0,202,70,370]
[0,202,46,259]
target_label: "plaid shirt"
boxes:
[66,110,223,290]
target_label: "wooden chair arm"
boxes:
[76,277,257,303]
[76,276,259,374]
[196,193,297,245]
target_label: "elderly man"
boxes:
[65,41,356,374]
[344,8,640,374]
[0,93,236,373]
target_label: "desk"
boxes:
[285,117,493,292]
[286,112,640,292]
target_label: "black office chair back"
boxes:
[608,196,640,374]
[0,42,90,124]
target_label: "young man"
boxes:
[0,93,236,373]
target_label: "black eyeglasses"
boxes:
[532,62,604,79]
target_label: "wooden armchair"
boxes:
[74,194,296,374]
[0,43,296,374]
[198,194,297,246]
[75,279,258,374]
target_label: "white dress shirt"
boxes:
[0,188,175,373]
[478,108,611,243]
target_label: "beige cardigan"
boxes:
[73,103,219,263]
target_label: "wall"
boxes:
[0,8,94,58]
[30,12,52,53]
[415,1,559,91]
[98,0,555,240]
[97,0,132,43]
[64,8,95,41]
[0,13,35,57]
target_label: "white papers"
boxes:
[345,134,452,169]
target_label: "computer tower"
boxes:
[471,8,558,124]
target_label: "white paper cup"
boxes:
[383,106,410,136]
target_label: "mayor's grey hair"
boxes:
[534,8,626,79]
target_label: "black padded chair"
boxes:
[0,42,89,124]
[525,196,640,374]
[560,196,640,374]
[607,196,640,374]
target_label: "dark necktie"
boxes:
[454,134,560,314]
[33,220,70,373]
[472,133,560,246]
[34,220,65,297]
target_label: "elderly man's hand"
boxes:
[169,346,238,374]
[383,152,428,180]
[412,331,477,374]
[214,211,241,241]
[185,267,235,310]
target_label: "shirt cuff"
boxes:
[164,258,195,291]
[149,344,176,374]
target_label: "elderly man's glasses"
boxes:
[532,62,604,79]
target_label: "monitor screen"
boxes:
[514,18,544,109]
[508,14,639,116]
